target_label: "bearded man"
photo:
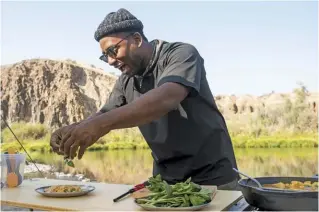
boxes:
[50,8,240,190]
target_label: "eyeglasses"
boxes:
[99,33,133,63]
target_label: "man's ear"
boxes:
[132,32,143,48]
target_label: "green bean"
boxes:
[136,174,213,208]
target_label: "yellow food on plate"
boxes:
[45,185,82,193]
[263,181,318,191]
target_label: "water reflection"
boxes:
[28,148,318,184]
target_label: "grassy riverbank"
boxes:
[1,85,317,152]
[0,122,317,153]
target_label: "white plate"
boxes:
[134,199,212,211]
[35,184,95,198]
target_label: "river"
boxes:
[26,148,318,185]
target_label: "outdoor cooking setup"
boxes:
[1,117,318,211]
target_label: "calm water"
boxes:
[27,148,318,184]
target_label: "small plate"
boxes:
[134,199,212,211]
[35,184,95,198]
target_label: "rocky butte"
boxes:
[1,58,318,130]
[1,59,116,129]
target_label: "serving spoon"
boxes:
[233,168,263,188]
[233,168,319,193]
[232,168,301,192]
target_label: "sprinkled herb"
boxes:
[64,158,75,168]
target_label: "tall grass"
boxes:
[1,123,48,143]
[0,123,317,153]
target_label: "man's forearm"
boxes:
[87,111,103,120]
[93,82,189,135]
[75,111,103,125]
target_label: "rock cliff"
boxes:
[1,59,116,129]
[215,92,318,116]
[1,58,318,130]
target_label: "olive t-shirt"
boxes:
[100,39,239,186]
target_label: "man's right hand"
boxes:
[50,111,103,155]
[50,123,78,155]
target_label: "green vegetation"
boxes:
[136,175,213,208]
[226,83,318,137]
[1,123,317,153]
[1,84,317,153]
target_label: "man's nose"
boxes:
[108,57,117,66]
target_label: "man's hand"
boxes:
[59,119,107,160]
[50,123,77,155]
[50,111,103,157]
[50,123,78,155]
[50,129,64,155]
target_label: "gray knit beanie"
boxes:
[94,8,144,42]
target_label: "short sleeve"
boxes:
[99,77,127,113]
[157,43,203,95]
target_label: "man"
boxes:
[50,8,240,190]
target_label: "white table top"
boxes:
[1,178,243,211]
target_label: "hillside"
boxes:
[1,59,318,133]
[1,59,116,129]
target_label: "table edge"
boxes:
[1,179,244,211]
[1,200,77,211]
[221,195,244,211]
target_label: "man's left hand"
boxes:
[60,120,108,160]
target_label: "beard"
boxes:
[125,52,147,77]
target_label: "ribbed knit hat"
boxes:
[94,8,144,42]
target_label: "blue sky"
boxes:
[1,1,318,95]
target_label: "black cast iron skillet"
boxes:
[238,176,318,211]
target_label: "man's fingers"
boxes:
[56,151,64,155]
[63,135,76,158]
[70,143,79,159]
[51,144,64,155]
[50,140,60,149]
[50,134,60,148]
[60,131,72,152]
[50,133,64,155]
[78,144,87,160]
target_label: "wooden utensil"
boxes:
[6,147,19,187]
[15,156,23,185]
[131,187,152,199]
[9,147,23,185]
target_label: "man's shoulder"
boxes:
[158,40,200,56]
[154,40,202,67]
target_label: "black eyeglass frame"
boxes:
[99,33,135,63]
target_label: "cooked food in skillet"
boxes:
[263,181,318,191]
[44,185,82,193]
